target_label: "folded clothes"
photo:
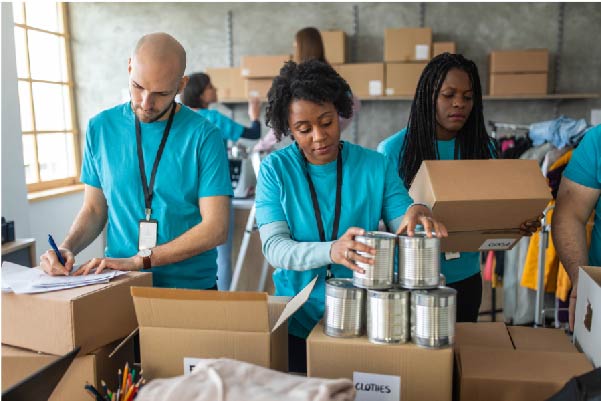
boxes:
[529,116,588,149]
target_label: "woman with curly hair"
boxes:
[255,59,447,373]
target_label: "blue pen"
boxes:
[47,234,67,266]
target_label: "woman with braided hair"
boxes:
[378,52,540,322]
[255,59,447,373]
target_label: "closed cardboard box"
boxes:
[321,30,347,65]
[433,41,456,56]
[456,323,593,401]
[2,338,134,401]
[408,160,552,252]
[307,324,453,401]
[244,78,273,99]
[2,272,152,355]
[334,63,385,97]
[241,55,291,78]
[489,72,548,96]
[132,279,314,379]
[384,27,432,62]
[206,67,246,100]
[489,49,549,73]
[574,266,601,367]
[385,62,426,96]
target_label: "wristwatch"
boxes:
[137,248,152,270]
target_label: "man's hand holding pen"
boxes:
[40,247,75,276]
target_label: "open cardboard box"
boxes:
[409,160,552,252]
[131,277,316,379]
[574,266,601,368]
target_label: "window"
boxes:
[13,2,80,193]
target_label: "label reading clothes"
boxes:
[353,371,400,401]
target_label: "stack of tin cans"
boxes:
[323,231,457,348]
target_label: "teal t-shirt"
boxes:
[563,124,601,266]
[196,108,244,143]
[81,103,233,289]
[255,141,413,338]
[377,127,481,284]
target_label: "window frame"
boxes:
[14,3,81,194]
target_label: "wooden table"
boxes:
[2,238,36,267]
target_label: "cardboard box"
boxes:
[385,62,426,96]
[244,78,273,99]
[384,27,432,62]
[433,41,456,56]
[334,63,385,97]
[2,272,152,355]
[205,67,246,100]
[241,55,291,79]
[132,279,314,379]
[408,160,552,252]
[489,72,548,96]
[307,324,453,401]
[574,266,601,367]
[456,323,593,401]
[2,338,134,401]
[321,30,347,65]
[489,49,549,73]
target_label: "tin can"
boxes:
[367,288,410,344]
[353,231,396,289]
[398,233,440,289]
[324,278,365,337]
[411,286,457,348]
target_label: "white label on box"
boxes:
[478,238,518,250]
[385,88,395,95]
[415,44,430,60]
[241,68,250,76]
[369,80,383,96]
[183,357,204,375]
[353,372,400,401]
[445,252,460,260]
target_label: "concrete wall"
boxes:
[68,2,601,150]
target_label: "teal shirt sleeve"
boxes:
[80,119,101,188]
[204,110,245,142]
[255,157,286,226]
[197,125,234,198]
[382,155,414,224]
[564,126,601,189]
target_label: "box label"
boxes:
[353,371,400,401]
[385,88,395,96]
[241,68,250,76]
[479,238,517,250]
[415,44,430,60]
[183,357,203,375]
[369,80,383,96]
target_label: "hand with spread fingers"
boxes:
[396,204,448,238]
[330,227,376,274]
[519,214,543,236]
[40,248,75,276]
[73,255,143,276]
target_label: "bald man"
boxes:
[40,33,233,290]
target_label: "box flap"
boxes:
[574,266,601,367]
[271,276,317,333]
[131,287,270,332]
[454,322,514,350]
[508,326,577,353]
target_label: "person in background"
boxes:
[253,26,360,152]
[256,59,447,373]
[553,124,601,331]
[39,32,232,290]
[181,72,262,290]
[377,52,540,322]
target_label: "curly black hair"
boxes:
[400,52,496,188]
[265,59,354,141]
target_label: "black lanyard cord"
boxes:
[135,102,176,220]
[300,142,343,279]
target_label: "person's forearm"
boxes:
[241,120,261,140]
[61,206,107,255]
[553,215,589,283]
[150,216,228,267]
[259,221,332,270]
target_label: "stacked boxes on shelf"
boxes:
[489,49,549,95]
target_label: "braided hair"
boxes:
[181,72,211,109]
[266,59,353,141]
[399,52,496,188]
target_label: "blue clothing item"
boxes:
[377,127,481,284]
[255,141,413,339]
[563,125,601,266]
[529,116,589,149]
[81,102,233,289]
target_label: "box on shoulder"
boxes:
[409,160,552,252]
[1,272,152,355]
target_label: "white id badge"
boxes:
[138,219,158,250]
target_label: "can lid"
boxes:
[368,288,409,299]
[326,278,364,299]
[412,286,457,306]
[326,278,356,289]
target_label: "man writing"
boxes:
[40,32,232,289]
